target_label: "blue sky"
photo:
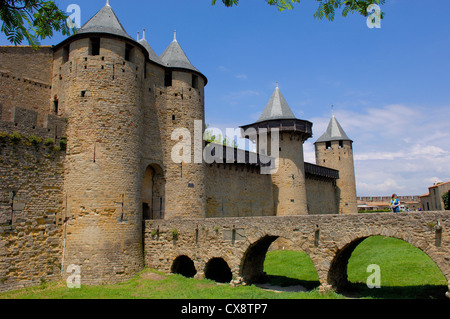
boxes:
[2,0,449,197]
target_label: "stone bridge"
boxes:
[144,211,449,296]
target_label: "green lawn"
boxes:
[0,268,340,299]
[263,236,448,299]
[346,236,448,299]
[0,236,447,299]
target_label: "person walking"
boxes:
[390,194,401,213]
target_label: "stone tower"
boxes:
[49,1,210,284]
[315,114,357,214]
[52,2,152,284]
[241,84,313,216]
[159,30,208,219]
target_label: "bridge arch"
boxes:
[240,235,279,284]
[326,234,449,295]
[171,255,197,278]
[205,257,233,283]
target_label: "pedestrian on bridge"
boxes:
[390,194,401,213]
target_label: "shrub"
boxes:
[28,135,43,145]
[59,137,67,151]
[9,132,22,143]
[172,228,179,240]
[442,191,450,210]
[44,138,54,146]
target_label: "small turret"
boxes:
[159,31,208,219]
[315,113,357,214]
[241,84,313,216]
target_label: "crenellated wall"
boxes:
[0,135,65,293]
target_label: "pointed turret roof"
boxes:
[160,31,199,73]
[76,1,133,40]
[315,114,352,143]
[138,29,163,65]
[257,84,296,122]
[240,83,313,142]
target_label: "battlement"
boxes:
[0,104,67,142]
[358,195,421,203]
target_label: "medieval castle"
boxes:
[0,2,361,290]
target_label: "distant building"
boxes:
[357,196,420,212]
[420,182,450,211]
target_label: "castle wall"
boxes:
[0,135,65,292]
[0,47,53,126]
[205,163,274,218]
[305,177,338,215]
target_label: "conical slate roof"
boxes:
[138,30,163,65]
[315,115,352,143]
[257,84,296,122]
[160,31,199,72]
[76,1,133,40]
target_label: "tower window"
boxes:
[90,37,100,56]
[125,43,133,61]
[339,141,343,149]
[192,74,198,89]
[62,45,70,63]
[326,141,332,149]
[165,70,173,87]
[53,98,59,114]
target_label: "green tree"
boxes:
[213,0,385,20]
[0,0,72,48]
[204,124,239,148]
[442,191,450,211]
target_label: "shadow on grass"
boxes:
[264,274,320,291]
[339,282,448,299]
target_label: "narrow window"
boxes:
[165,70,172,87]
[62,45,70,63]
[125,43,133,61]
[53,99,59,114]
[326,141,332,149]
[192,74,198,89]
[172,115,176,121]
[143,203,151,220]
[90,37,100,56]
[339,140,343,149]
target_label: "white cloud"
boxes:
[311,104,450,196]
[235,74,248,80]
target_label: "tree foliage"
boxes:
[0,0,72,48]
[442,191,450,211]
[204,124,239,148]
[212,0,385,20]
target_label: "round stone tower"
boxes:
[314,114,358,214]
[240,84,313,216]
[52,2,151,284]
[159,31,208,219]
